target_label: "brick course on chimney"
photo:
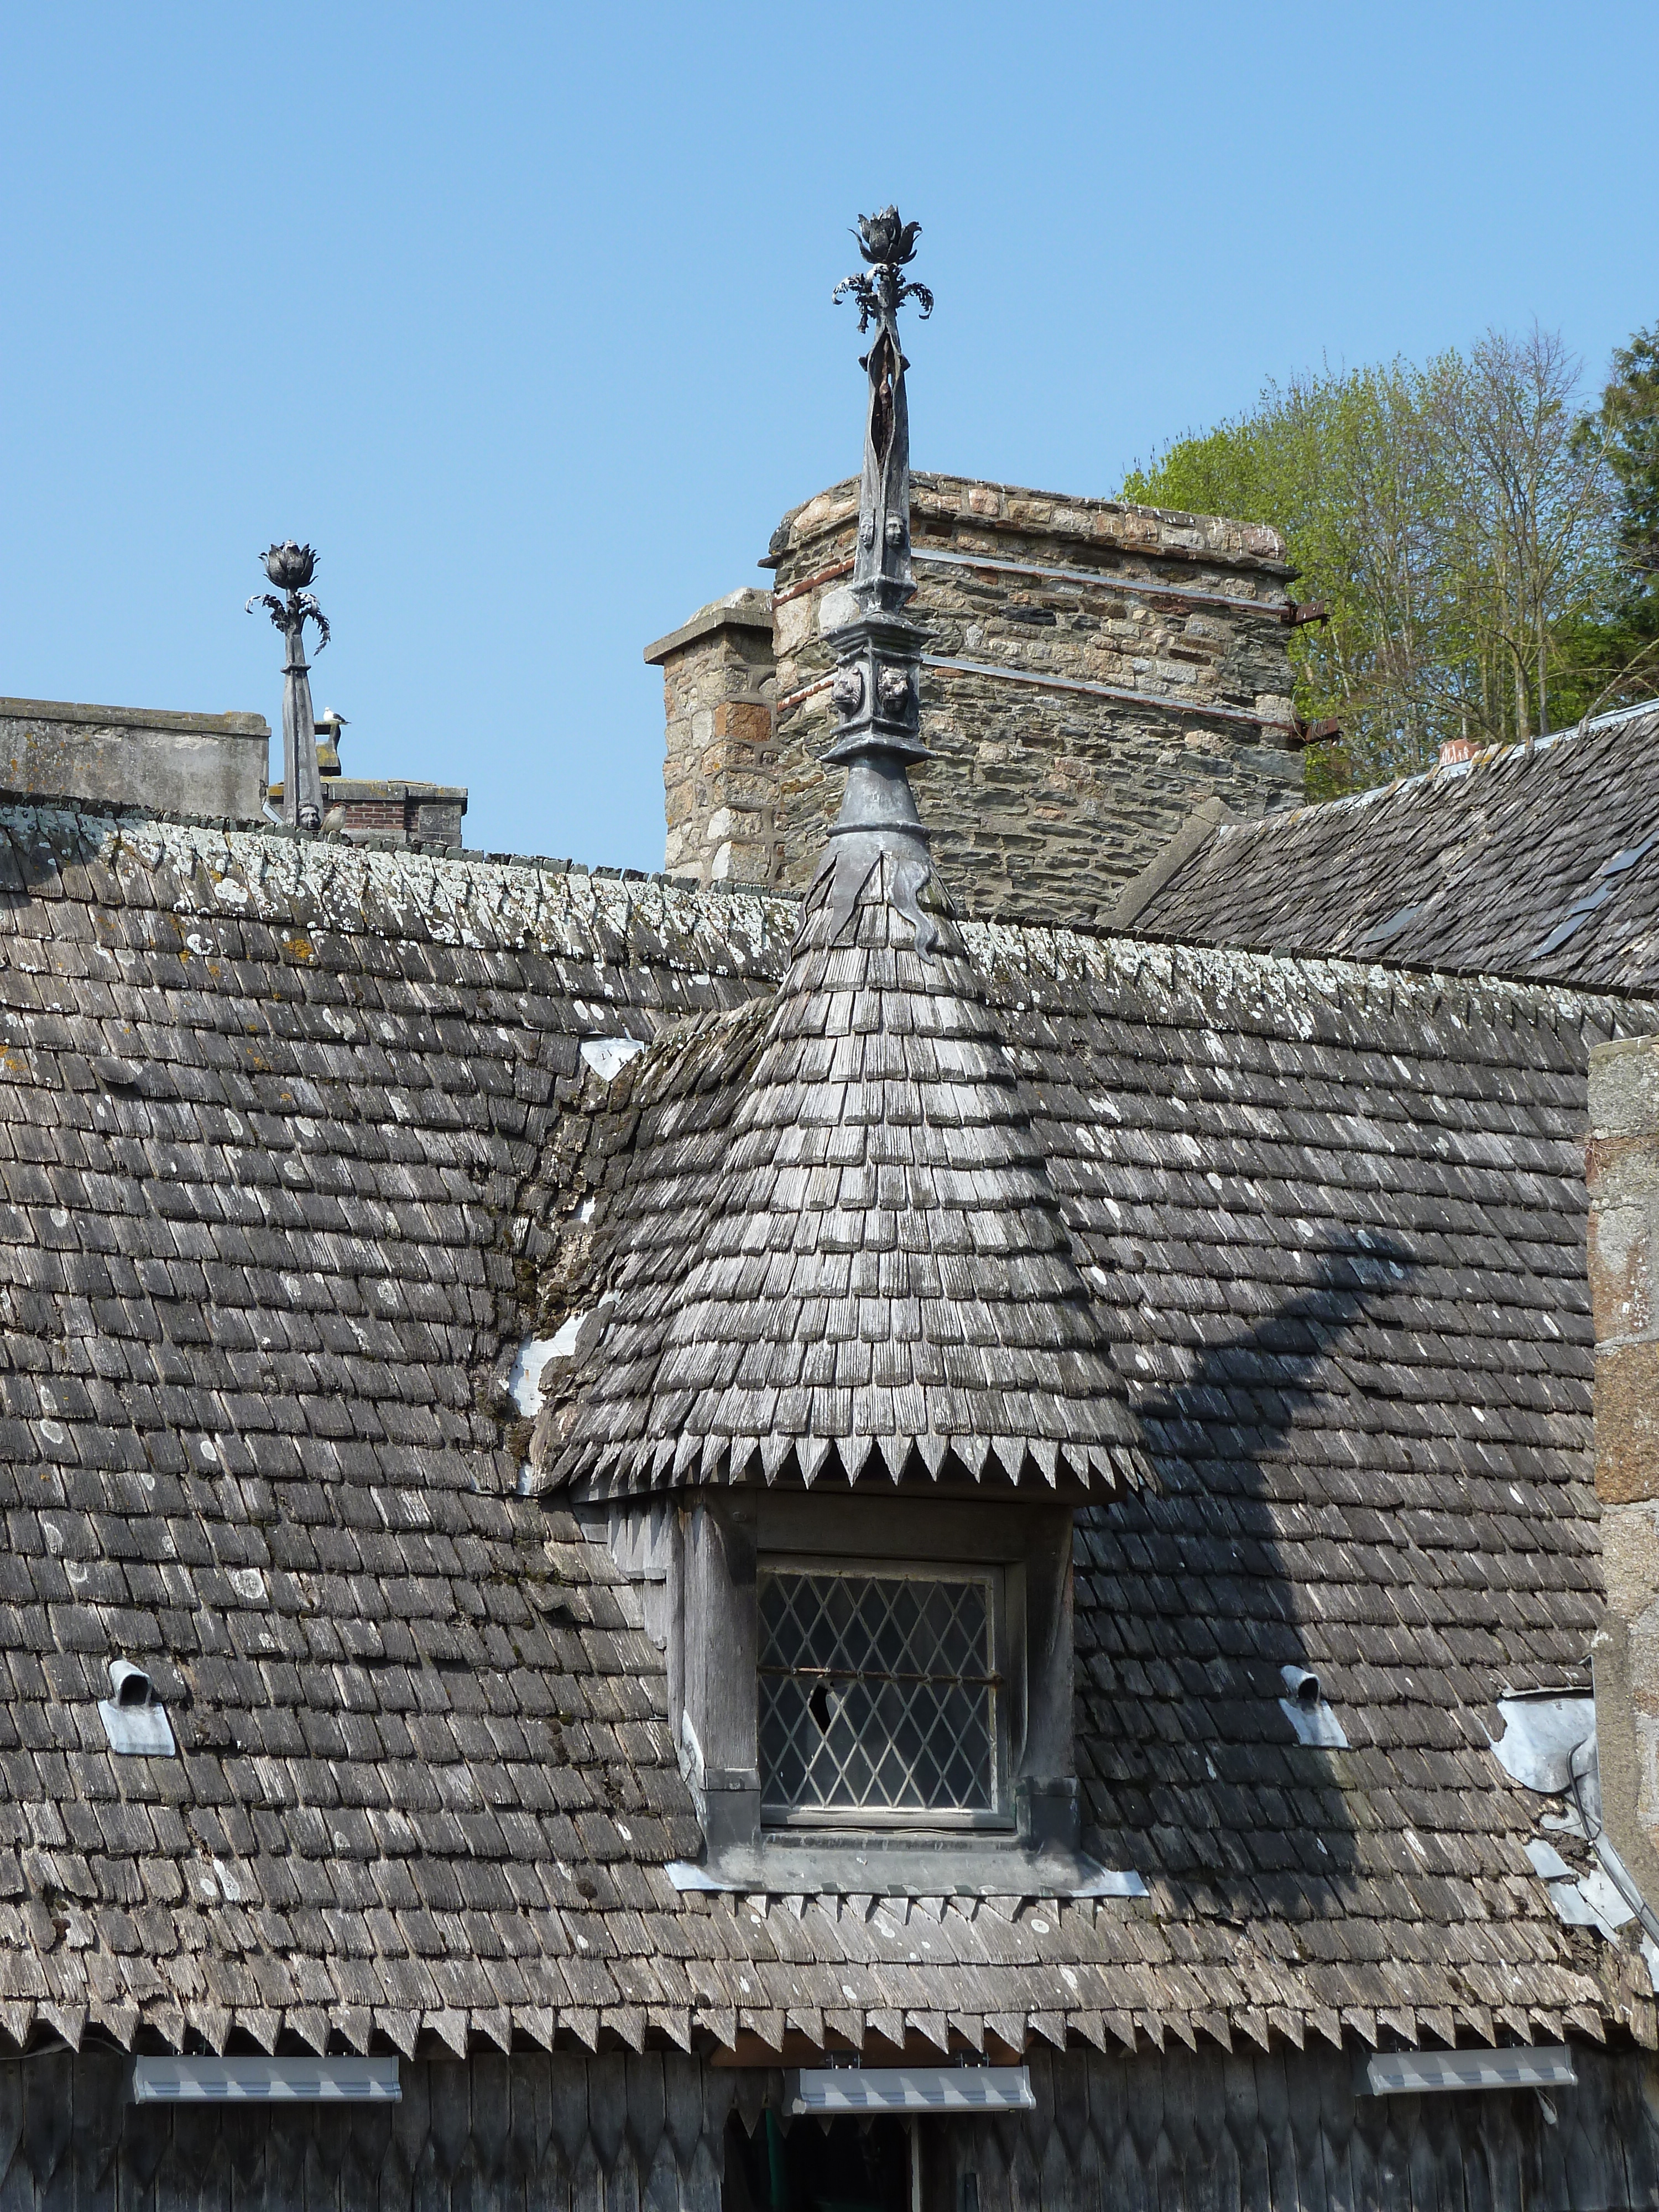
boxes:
[1586,1031,1659,1908]
[648,475,1305,921]
[322,780,467,847]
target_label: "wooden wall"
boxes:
[923,2045,1659,2212]
[3,2042,1654,2212]
[0,2051,762,2212]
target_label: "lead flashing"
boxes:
[132,2056,400,2103]
[787,2065,1034,2114]
[1490,1694,1595,1793]
[98,1662,175,1758]
[1361,2046,1576,2097]
[665,1841,1147,1901]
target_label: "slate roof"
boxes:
[540,844,1146,1499]
[1129,702,1659,993]
[0,795,1654,2066]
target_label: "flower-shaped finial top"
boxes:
[248,542,330,648]
[834,206,933,333]
[262,541,318,593]
[855,207,921,269]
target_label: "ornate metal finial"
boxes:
[810,210,940,957]
[833,207,933,613]
[248,542,330,832]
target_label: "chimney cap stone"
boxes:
[643,588,774,666]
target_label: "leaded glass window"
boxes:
[758,1563,1000,1822]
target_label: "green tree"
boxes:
[1425,328,1615,743]
[1553,325,1659,719]
[1124,333,1619,796]
[1603,324,1659,587]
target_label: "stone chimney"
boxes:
[1585,1031,1659,1905]
[644,588,777,886]
[767,473,1305,922]
[652,476,1308,923]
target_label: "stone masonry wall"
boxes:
[1587,1032,1659,1909]
[648,591,778,888]
[0,697,269,820]
[765,474,1305,924]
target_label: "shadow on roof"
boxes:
[1076,1244,1417,1908]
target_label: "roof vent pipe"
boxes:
[1279,1663,1348,1747]
[1281,1664,1322,1708]
[111,1660,154,1708]
[98,1660,176,1757]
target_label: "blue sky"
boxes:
[7,3,1655,869]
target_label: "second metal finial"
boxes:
[248,541,330,832]
[810,210,940,958]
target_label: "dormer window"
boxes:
[758,1562,1004,1824]
[581,1488,1103,1885]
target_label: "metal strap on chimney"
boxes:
[914,547,1296,622]
[775,547,1316,625]
[777,658,1298,737]
[921,655,1299,737]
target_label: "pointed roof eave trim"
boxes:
[551,1425,1139,1500]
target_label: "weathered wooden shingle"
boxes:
[0,797,1651,2062]
[1129,703,1659,992]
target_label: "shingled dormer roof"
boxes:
[539,846,1147,1496]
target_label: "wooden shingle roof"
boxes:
[0,797,1652,2063]
[1129,703,1659,993]
[541,846,1145,1498]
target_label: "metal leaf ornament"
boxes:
[246,542,330,649]
[833,205,934,332]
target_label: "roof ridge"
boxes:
[1204,697,1659,839]
[0,788,802,902]
[958,919,1652,1026]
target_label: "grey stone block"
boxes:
[0,696,268,819]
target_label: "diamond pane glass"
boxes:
[758,1567,997,1817]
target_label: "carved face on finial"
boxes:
[262,542,318,592]
[855,207,921,268]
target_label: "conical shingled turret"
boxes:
[540,211,1145,1500]
[542,846,1146,1496]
